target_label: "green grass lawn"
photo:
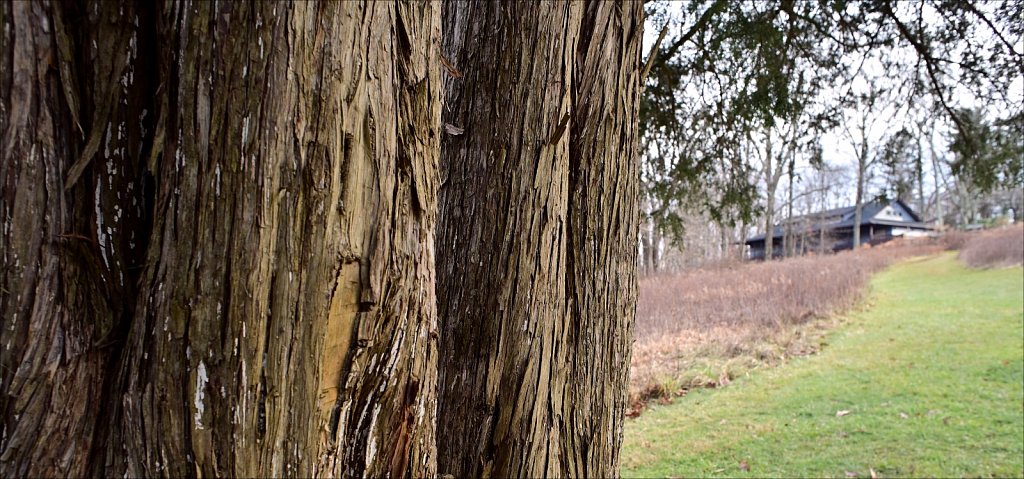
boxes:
[621,253,1024,478]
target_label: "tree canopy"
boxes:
[641,0,1023,248]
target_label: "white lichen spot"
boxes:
[95,182,110,269]
[103,125,112,157]
[366,436,377,469]
[385,329,405,373]
[194,360,208,429]
[365,403,383,467]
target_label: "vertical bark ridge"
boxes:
[1,1,154,476]
[437,2,579,475]
[564,2,643,476]
[436,1,641,477]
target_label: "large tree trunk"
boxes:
[1,2,441,477]
[435,1,642,477]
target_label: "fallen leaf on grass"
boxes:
[870,467,878,478]
[845,471,857,477]
[739,460,750,472]
[836,410,852,417]
[899,412,909,419]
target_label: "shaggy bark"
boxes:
[435,1,642,477]
[1,1,440,477]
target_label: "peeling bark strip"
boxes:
[436,1,642,477]
[1,1,440,477]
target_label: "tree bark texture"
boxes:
[1,1,441,477]
[435,1,641,477]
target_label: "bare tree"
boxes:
[754,125,786,260]
[840,79,902,249]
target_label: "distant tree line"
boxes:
[640,0,1022,271]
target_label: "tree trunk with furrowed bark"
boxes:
[435,1,642,477]
[1,0,642,477]
[1,1,441,477]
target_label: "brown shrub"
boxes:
[939,229,973,251]
[628,239,945,415]
[958,225,1024,268]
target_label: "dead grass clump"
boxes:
[938,229,973,250]
[628,239,945,416]
[958,225,1024,268]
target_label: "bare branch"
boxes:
[641,24,669,83]
[877,2,967,137]
[655,0,728,67]
[960,1,1024,63]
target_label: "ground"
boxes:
[621,253,1024,478]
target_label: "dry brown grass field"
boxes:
[629,236,961,415]
[629,226,1024,415]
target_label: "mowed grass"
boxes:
[621,253,1024,478]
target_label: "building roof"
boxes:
[745,199,931,244]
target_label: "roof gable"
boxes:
[868,199,923,222]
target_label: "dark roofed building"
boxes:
[745,199,933,260]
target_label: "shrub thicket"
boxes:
[958,225,1024,268]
